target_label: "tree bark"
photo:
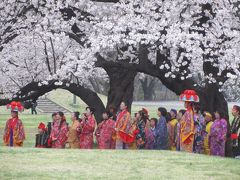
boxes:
[95,55,137,112]
[63,84,105,123]
[139,76,156,101]
[106,66,136,112]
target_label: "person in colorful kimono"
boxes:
[114,101,131,149]
[145,118,157,149]
[193,103,205,154]
[230,105,240,157]
[135,109,148,149]
[168,109,178,150]
[50,112,69,148]
[3,101,25,147]
[118,108,147,149]
[95,111,116,149]
[155,107,168,150]
[79,107,96,149]
[35,122,48,148]
[66,112,81,149]
[209,110,228,157]
[176,109,186,151]
[179,90,199,153]
[203,112,213,155]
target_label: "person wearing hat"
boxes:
[168,109,178,150]
[203,112,213,155]
[179,90,199,153]
[95,111,116,149]
[79,107,96,149]
[231,105,240,158]
[3,101,25,147]
[35,122,48,148]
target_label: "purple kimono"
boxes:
[209,118,227,157]
[155,116,168,150]
[145,127,156,149]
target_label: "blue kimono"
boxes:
[154,116,168,150]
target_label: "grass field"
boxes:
[0,90,240,179]
[0,147,240,180]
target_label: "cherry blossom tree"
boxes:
[0,0,240,131]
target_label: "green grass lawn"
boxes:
[0,147,240,180]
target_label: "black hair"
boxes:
[73,111,80,120]
[103,111,112,117]
[120,101,128,109]
[158,107,167,117]
[166,112,171,123]
[57,111,65,130]
[52,112,57,118]
[193,103,202,114]
[86,107,95,114]
[179,109,186,116]
[150,118,158,126]
[214,110,226,119]
[57,111,64,117]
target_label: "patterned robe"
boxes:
[95,119,115,149]
[145,127,156,149]
[67,120,81,149]
[79,115,96,149]
[114,110,131,149]
[176,122,181,151]
[3,117,25,147]
[135,119,146,149]
[155,116,168,150]
[180,108,195,153]
[50,120,69,148]
[231,115,240,157]
[193,113,205,154]
[168,118,178,150]
[209,118,227,157]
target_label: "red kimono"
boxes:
[95,119,115,149]
[50,120,68,148]
[79,115,96,149]
[3,117,25,147]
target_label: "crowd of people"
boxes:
[2,90,240,158]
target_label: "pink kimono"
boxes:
[79,115,96,149]
[95,119,115,149]
[50,120,69,148]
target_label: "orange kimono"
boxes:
[114,110,131,140]
[180,108,195,152]
[67,120,81,149]
[3,117,25,147]
[168,118,178,150]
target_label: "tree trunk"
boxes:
[95,54,137,113]
[63,84,105,123]
[105,66,136,112]
[139,77,156,101]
